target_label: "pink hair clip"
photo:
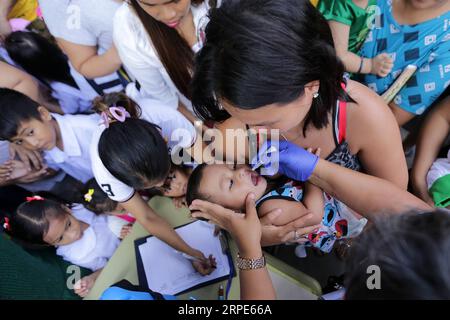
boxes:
[100,105,131,128]
[109,105,131,122]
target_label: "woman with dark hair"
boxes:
[113,0,219,122]
[191,0,409,245]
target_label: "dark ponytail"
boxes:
[95,93,170,189]
[4,31,78,88]
[192,0,352,132]
[128,0,205,100]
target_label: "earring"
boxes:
[218,103,224,111]
[313,92,319,99]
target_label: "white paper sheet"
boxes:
[137,221,231,295]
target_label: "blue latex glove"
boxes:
[251,140,319,181]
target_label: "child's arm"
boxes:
[74,268,102,298]
[258,188,324,228]
[328,21,393,77]
[411,97,450,205]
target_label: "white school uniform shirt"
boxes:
[44,113,100,184]
[56,204,120,271]
[90,98,197,202]
[113,1,219,113]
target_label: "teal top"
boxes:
[317,0,377,53]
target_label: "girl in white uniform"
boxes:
[9,196,120,297]
[90,92,216,276]
[113,0,220,122]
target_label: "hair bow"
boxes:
[26,195,44,202]
[2,217,10,231]
[84,189,95,203]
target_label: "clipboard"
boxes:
[135,221,235,296]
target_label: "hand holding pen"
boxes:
[183,251,217,276]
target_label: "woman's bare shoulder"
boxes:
[345,80,400,147]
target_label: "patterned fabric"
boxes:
[326,141,362,171]
[358,0,450,115]
[256,181,367,253]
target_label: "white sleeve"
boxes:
[139,99,197,152]
[113,4,179,110]
[90,127,135,203]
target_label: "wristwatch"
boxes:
[236,253,266,270]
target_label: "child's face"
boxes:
[43,208,84,246]
[161,168,189,198]
[10,107,57,151]
[198,164,267,211]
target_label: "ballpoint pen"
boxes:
[177,251,217,269]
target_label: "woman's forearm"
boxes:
[309,159,430,219]
[239,247,276,300]
[77,46,122,79]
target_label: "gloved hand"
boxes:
[251,140,319,181]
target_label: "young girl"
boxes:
[148,165,193,208]
[4,31,92,114]
[83,178,135,239]
[9,196,121,297]
[0,88,99,184]
[317,0,394,77]
[186,163,367,253]
[113,0,220,122]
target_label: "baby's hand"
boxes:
[119,224,133,240]
[370,53,394,77]
[74,275,97,298]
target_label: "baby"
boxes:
[186,163,367,253]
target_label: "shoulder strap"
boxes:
[334,82,348,145]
